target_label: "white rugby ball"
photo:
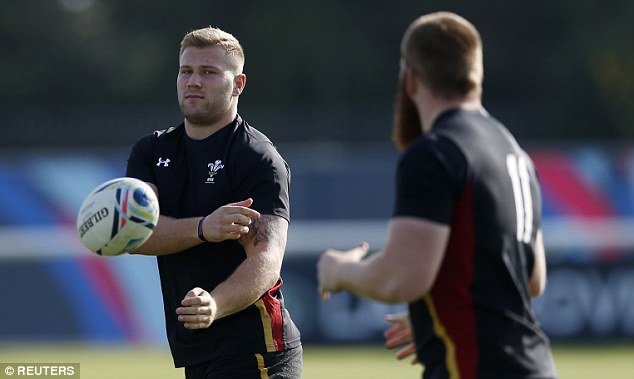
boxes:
[77,177,159,256]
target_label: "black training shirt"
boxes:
[126,115,301,367]
[395,108,557,379]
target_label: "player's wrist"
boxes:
[331,260,349,292]
[198,216,210,243]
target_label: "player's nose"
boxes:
[187,73,202,88]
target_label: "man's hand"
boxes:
[384,312,419,364]
[176,287,217,329]
[201,198,261,242]
[317,242,369,300]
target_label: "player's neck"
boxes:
[184,110,237,140]
[419,97,482,133]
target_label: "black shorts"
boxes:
[185,346,302,379]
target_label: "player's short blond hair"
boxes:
[401,12,483,100]
[180,27,245,73]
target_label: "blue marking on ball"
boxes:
[133,188,150,206]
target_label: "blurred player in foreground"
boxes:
[317,11,557,379]
[126,27,301,378]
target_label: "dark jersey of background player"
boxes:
[395,108,557,378]
[126,115,301,367]
[316,11,556,379]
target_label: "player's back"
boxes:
[408,108,557,379]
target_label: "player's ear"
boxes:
[233,74,246,96]
[404,67,418,97]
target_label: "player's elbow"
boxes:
[528,275,546,298]
[258,251,284,290]
[380,275,433,304]
[401,282,433,303]
[530,230,547,298]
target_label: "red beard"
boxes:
[392,79,422,151]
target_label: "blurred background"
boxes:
[1,0,634,375]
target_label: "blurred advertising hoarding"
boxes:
[1,145,633,343]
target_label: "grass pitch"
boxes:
[0,342,632,378]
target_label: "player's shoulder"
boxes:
[153,125,180,138]
[401,123,467,180]
[432,107,520,155]
[238,117,272,144]
[133,124,183,150]
[408,125,463,160]
[233,117,282,156]
[437,107,512,141]
[134,124,181,143]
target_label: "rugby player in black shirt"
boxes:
[126,27,301,378]
[317,12,557,379]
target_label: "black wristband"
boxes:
[197,216,209,242]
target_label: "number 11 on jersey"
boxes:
[506,154,533,244]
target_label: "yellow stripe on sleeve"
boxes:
[255,353,270,379]
[255,299,276,352]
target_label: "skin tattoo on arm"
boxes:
[240,214,278,249]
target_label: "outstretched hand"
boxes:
[201,198,261,242]
[176,287,217,329]
[384,312,419,364]
[317,242,369,300]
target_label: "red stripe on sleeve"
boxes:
[261,279,285,351]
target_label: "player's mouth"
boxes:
[185,94,205,99]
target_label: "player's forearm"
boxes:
[210,250,282,319]
[339,219,447,303]
[211,215,286,319]
[337,252,408,304]
[129,215,201,256]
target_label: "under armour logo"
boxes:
[156,157,171,167]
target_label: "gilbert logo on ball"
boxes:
[77,177,159,256]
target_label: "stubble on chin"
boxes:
[183,111,215,126]
[180,92,234,127]
[392,79,422,151]
[180,101,220,126]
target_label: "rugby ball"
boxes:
[77,177,159,256]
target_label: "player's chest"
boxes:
[152,149,235,214]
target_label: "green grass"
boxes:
[551,343,634,379]
[0,343,632,378]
